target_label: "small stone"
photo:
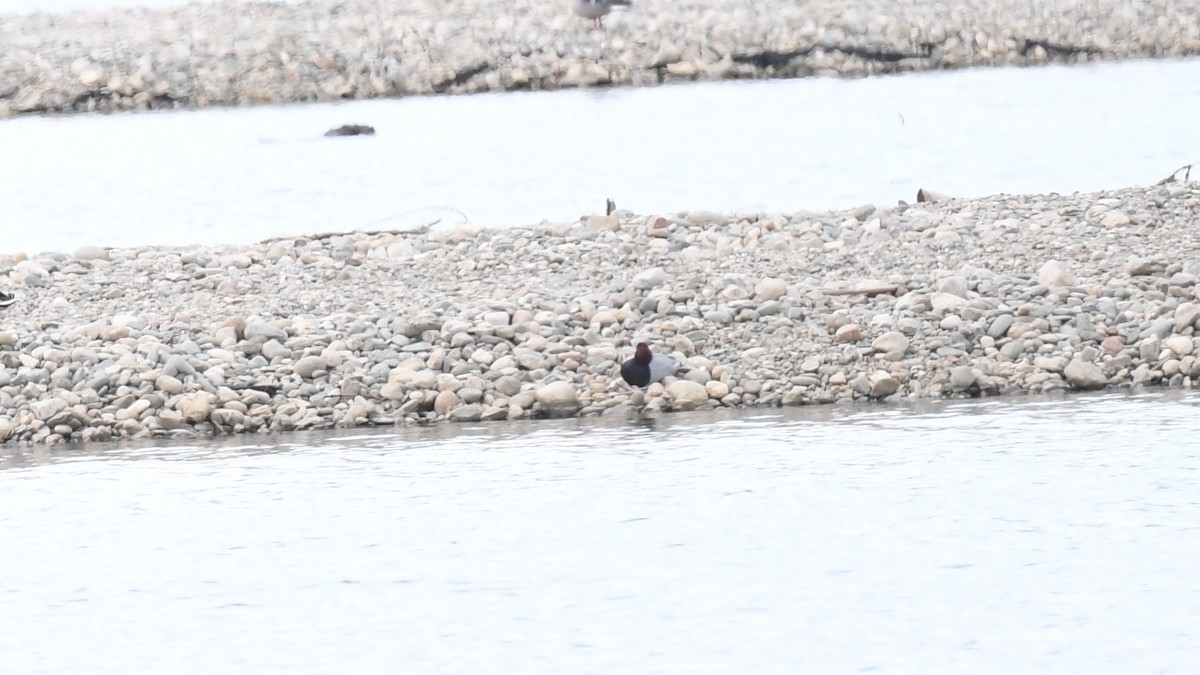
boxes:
[781,386,806,406]
[666,380,708,409]
[536,381,579,417]
[949,366,976,391]
[753,277,787,301]
[449,404,484,422]
[74,246,109,261]
[851,204,876,221]
[261,339,292,360]
[156,374,184,394]
[157,410,186,430]
[211,409,244,428]
[834,324,863,343]
[1100,336,1125,355]
[705,381,730,399]
[1037,260,1073,287]
[293,355,326,378]
[935,276,969,297]
[932,292,969,312]
[433,390,461,415]
[244,322,287,341]
[871,331,909,355]
[458,387,484,404]
[380,382,406,400]
[1100,210,1131,228]
[221,253,253,269]
[1164,336,1194,356]
[1064,360,1107,390]
[1126,258,1160,276]
[645,216,671,237]
[868,372,900,398]
[30,398,67,421]
[1174,303,1200,331]
[178,392,212,423]
[1000,340,1026,360]
[482,311,510,326]
[633,267,668,290]
[987,314,1015,339]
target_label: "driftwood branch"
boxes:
[821,285,902,297]
[258,206,471,244]
[1156,163,1194,185]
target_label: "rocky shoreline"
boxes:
[2,0,1200,116]
[1,182,1199,444]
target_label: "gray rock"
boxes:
[1174,303,1200,332]
[1037,260,1073,287]
[633,267,668,290]
[753,277,787,301]
[178,392,212,423]
[261,339,292,360]
[30,398,67,421]
[157,410,186,430]
[74,245,110,261]
[666,380,708,409]
[156,374,184,394]
[1000,340,1026,360]
[871,331,910,355]
[987,314,1015,339]
[949,366,977,391]
[431,390,459,415]
[535,381,579,417]
[449,404,484,422]
[869,373,900,398]
[781,386,806,406]
[1064,361,1107,390]
[292,355,327,378]
[244,322,288,341]
[211,408,245,428]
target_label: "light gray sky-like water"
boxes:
[2,392,1199,673]
[2,58,1198,254]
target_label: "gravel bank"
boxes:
[1,182,1199,444]
[2,0,1200,116]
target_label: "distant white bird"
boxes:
[572,0,632,29]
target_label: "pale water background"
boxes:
[2,391,1198,673]
[1,57,1198,253]
[3,2,1200,670]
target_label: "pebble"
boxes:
[1064,360,1108,390]
[949,366,977,392]
[666,379,709,409]
[2,183,1200,444]
[872,331,910,356]
[535,381,579,417]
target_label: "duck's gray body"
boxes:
[621,343,678,387]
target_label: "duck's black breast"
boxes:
[620,359,650,387]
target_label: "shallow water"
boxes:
[2,58,1198,254]
[3,391,1199,673]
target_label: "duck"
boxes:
[0,292,13,309]
[572,0,631,29]
[620,342,678,387]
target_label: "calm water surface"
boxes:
[2,58,1198,253]
[2,391,1198,673]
